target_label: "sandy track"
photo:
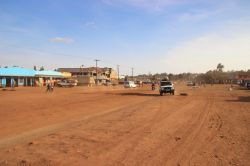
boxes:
[0,85,249,166]
[0,97,153,149]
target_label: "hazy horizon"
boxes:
[1,0,250,75]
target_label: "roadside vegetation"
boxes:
[137,63,250,84]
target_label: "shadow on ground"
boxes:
[107,92,160,97]
[226,96,250,102]
[235,87,250,91]
[1,88,16,91]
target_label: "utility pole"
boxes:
[117,65,120,81]
[94,59,100,85]
[131,67,134,81]
[80,65,84,76]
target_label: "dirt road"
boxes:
[0,84,249,165]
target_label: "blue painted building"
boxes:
[0,67,63,87]
[0,67,36,87]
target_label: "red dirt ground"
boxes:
[0,84,249,166]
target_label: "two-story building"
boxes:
[57,67,118,85]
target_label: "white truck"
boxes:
[159,80,175,96]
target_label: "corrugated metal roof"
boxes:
[57,67,110,73]
[57,68,84,73]
[35,70,62,77]
[0,67,63,77]
[0,67,36,77]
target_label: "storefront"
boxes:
[0,67,36,87]
[35,70,63,86]
[0,67,62,87]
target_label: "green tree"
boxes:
[217,63,224,72]
[168,73,174,80]
[39,66,45,71]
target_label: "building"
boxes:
[236,73,250,81]
[57,67,118,85]
[35,70,63,86]
[0,67,36,87]
[61,72,72,78]
[236,72,250,86]
[0,67,63,87]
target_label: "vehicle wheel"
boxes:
[172,91,175,95]
[160,92,163,96]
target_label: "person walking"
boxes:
[151,82,155,90]
[46,82,51,92]
[50,81,54,92]
[11,80,16,89]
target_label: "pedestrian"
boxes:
[46,82,50,92]
[50,81,54,92]
[151,82,155,90]
[11,80,16,89]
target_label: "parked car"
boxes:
[186,81,193,86]
[57,80,77,87]
[159,80,175,96]
[247,82,250,89]
[124,81,137,88]
[104,81,112,86]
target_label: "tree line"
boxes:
[137,63,250,84]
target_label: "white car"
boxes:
[124,81,137,88]
[186,81,193,86]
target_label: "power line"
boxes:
[80,65,84,76]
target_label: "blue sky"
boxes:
[0,0,250,75]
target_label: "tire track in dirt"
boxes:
[121,94,207,166]
[83,95,195,165]
[169,95,216,165]
[0,88,155,139]
[207,94,250,165]
[1,86,248,166]
[29,94,193,166]
[107,90,216,166]
[0,96,155,150]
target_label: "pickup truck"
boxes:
[159,80,175,96]
[57,80,77,87]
